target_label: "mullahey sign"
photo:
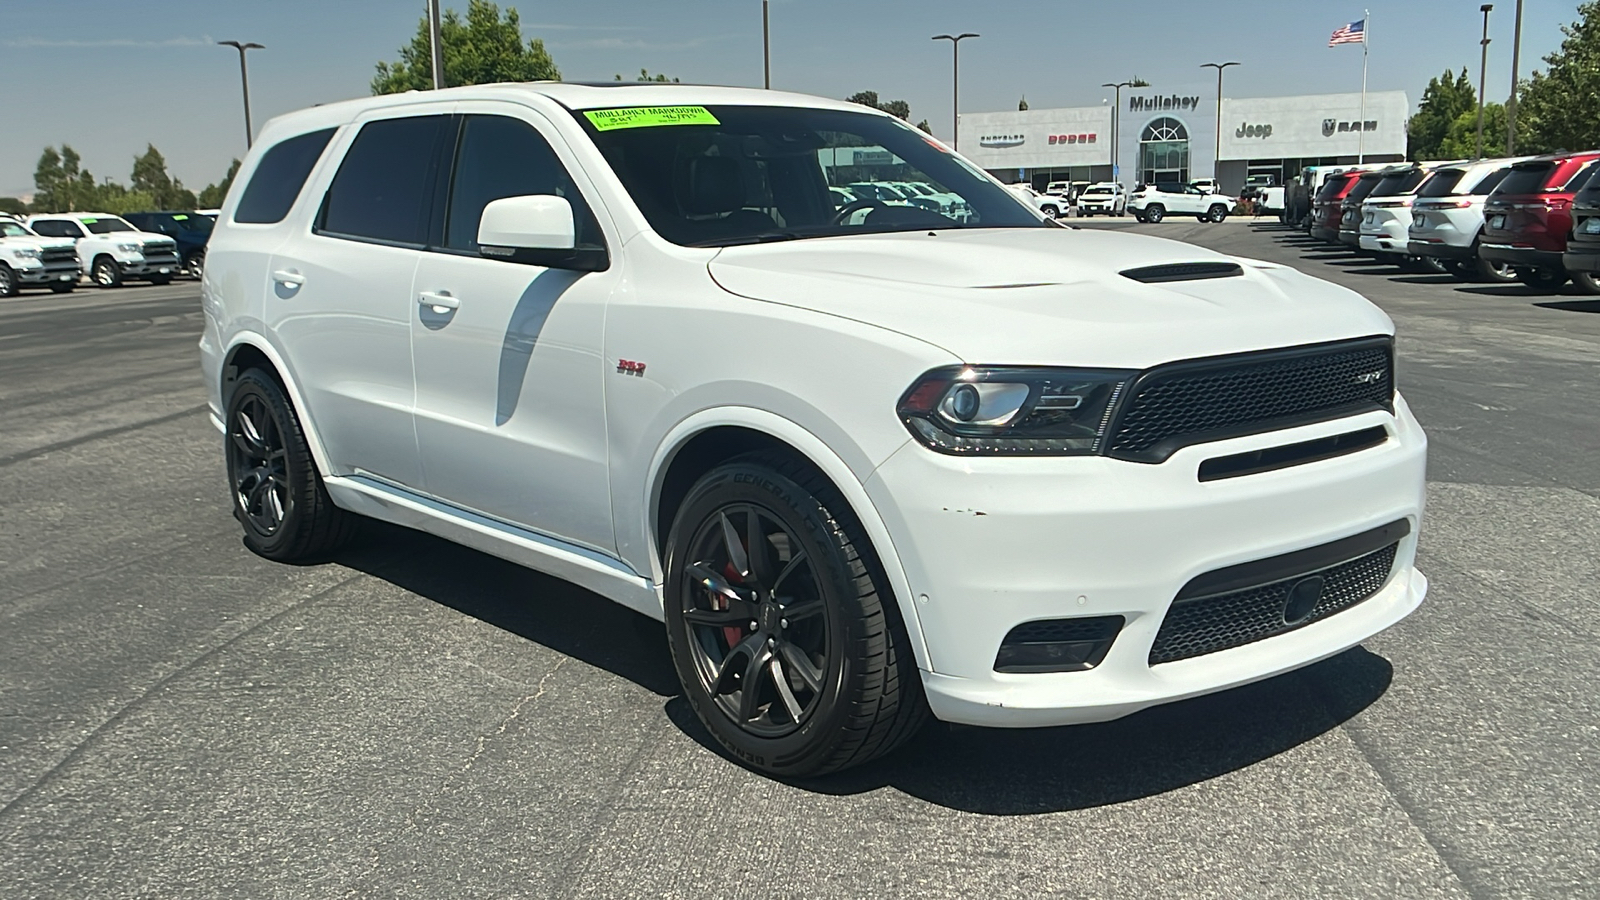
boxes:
[1129,94,1202,112]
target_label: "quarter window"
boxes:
[235,127,336,225]
[319,116,449,246]
[444,115,600,252]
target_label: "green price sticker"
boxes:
[81,218,98,224]
[173,214,188,220]
[584,106,720,131]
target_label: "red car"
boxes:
[1480,151,1600,290]
[1309,171,1358,244]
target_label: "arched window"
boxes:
[1139,117,1190,185]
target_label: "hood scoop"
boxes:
[1120,262,1243,284]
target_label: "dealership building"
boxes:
[958,83,1408,194]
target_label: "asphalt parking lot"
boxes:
[2,224,1597,899]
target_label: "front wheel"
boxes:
[50,280,76,294]
[1143,204,1165,223]
[1040,204,1059,219]
[0,264,16,298]
[664,453,927,777]
[225,368,357,561]
[185,252,205,280]
[148,274,173,286]
[92,257,122,289]
[1206,204,1228,223]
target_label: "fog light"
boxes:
[994,615,1124,673]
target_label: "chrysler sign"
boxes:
[979,133,1025,148]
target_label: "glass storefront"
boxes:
[1139,117,1190,184]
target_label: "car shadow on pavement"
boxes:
[1534,298,1600,313]
[334,521,1392,814]
[333,521,682,698]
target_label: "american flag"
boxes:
[1329,19,1366,46]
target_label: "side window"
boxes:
[29,221,62,237]
[1472,169,1510,195]
[319,116,449,246]
[444,114,600,252]
[42,221,86,238]
[235,127,336,225]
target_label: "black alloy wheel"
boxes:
[664,453,927,777]
[0,263,15,297]
[186,251,205,280]
[1144,204,1165,223]
[225,368,355,561]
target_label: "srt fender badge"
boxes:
[616,359,647,377]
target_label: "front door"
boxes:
[266,111,453,489]
[409,109,619,555]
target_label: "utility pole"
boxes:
[428,0,445,89]
[762,0,771,89]
[1200,62,1240,181]
[1477,4,1493,159]
[1101,81,1141,186]
[1507,0,1524,154]
[217,41,264,149]
[932,33,979,151]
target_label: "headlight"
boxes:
[898,366,1135,455]
[11,248,40,260]
[117,242,142,254]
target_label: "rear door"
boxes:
[408,104,621,553]
[266,110,452,489]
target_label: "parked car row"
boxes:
[0,209,216,292]
[1298,151,1600,291]
[831,180,973,222]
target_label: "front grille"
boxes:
[1148,542,1399,665]
[1106,338,1393,462]
[41,247,77,264]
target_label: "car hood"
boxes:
[707,228,1392,367]
[0,235,75,251]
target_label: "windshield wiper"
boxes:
[687,231,807,248]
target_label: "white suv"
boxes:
[1130,182,1233,223]
[1407,158,1527,282]
[202,84,1427,777]
[1076,182,1127,217]
[26,212,180,287]
[0,216,81,295]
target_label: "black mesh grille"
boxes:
[1004,616,1123,644]
[1149,543,1398,665]
[1107,339,1393,462]
[41,247,77,264]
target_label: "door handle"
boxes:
[418,290,459,311]
[271,269,305,287]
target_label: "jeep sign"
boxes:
[1236,122,1273,139]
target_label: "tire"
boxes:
[50,280,76,294]
[148,274,173,286]
[186,251,205,280]
[0,263,15,298]
[92,256,122,289]
[1040,204,1059,219]
[1573,270,1600,294]
[1515,267,1567,291]
[225,368,357,562]
[1473,253,1517,283]
[1115,207,1126,217]
[1144,204,1165,223]
[663,452,927,777]
[1420,256,1450,274]
[1206,204,1228,223]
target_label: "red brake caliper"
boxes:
[721,560,747,650]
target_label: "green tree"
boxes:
[130,144,197,210]
[1407,68,1476,160]
[1436,103,1513,159]
[33,145,97,213]
[1018,96,1029,111]
[198,159,241,209]
[915,119,932,134]
[0,197,28,215]
[616,68,679,83]
[1515,1,1600,155]
[372,0,559,94]
[846,90,911,120]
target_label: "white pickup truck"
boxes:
[25,212,181,288]
[0,216,81,296]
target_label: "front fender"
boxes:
[217,329,335,478]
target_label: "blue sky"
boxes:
[0,0,1580,199]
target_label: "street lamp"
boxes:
[218,40,264,149]
[1477,4,1493,159]
[931,33,979,151]
[763,0,771,89]
[1507,0,1524,154]
[1101,80,1143,186]
[1200,62,1240,182]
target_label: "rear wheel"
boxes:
[1572,270,1600,294]
[225,368,357,561]
[664,452,927,777]
[1515,267,1568,291]
[1144,204,1165,223]
[1206,204,1228,223]
[1473,253,1517,283]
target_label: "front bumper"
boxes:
[16,262,81,285]
[1478,243,1564,271]
[865,400,1428,728]
[116,254,181,276]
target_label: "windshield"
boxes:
[1,222,30,238]
[1316,174,1352,200]
[575,105,1045,247]
[168,213,214,233]
[82,216,135,234]
[1418,169,1467,197]
[1083,188,1112,196]
[1371,169,1427,197]
[1496,162,1553,195]
[1345,175,1383,204]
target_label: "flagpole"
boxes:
[1358,9,1369,163]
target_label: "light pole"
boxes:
[763,0,771,88]
[1200,62,1240,182]
[932,33,979,151]
[428,0,445,89]
[1477,4,1493,159]
[1507,0,1524,153]
[218,40,264,149]
[1101,80,1141,186]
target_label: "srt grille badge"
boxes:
[1354,371,1383,384]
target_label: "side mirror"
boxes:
[477,194,608,272]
